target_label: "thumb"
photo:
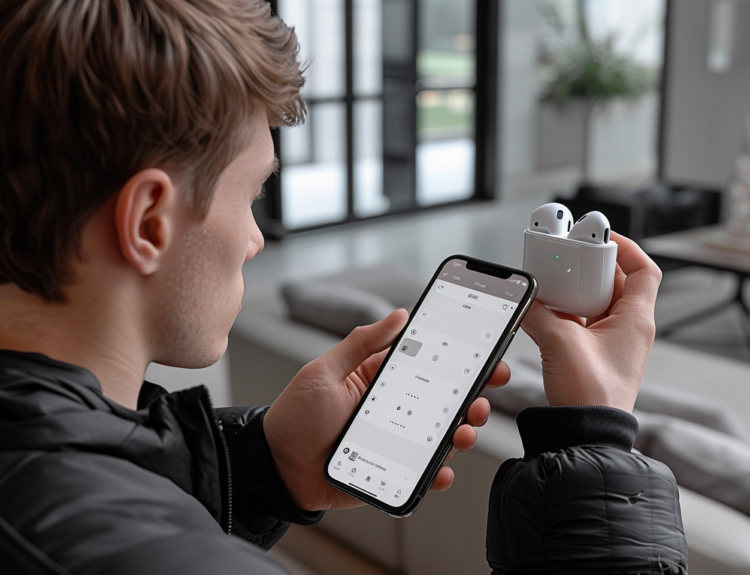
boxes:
[520,300,564,345]
[323,309,409,379]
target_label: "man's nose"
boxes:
[245,233,264,263]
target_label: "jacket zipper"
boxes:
[216,420,233,535]
[200,387,233,535]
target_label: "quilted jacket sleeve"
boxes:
[216,406,324,549]
[487,406,689,574]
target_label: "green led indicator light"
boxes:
[555,255,559,259]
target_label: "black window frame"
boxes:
[254,0,499,239]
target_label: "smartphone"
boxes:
[324,255,537,517]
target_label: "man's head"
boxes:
[0,0,304,369]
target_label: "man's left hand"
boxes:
[263,309,510,511]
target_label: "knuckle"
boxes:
[349,325,366,339]
[649,261,663,285]
[630,309,656,340]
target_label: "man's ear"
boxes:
[114,169,178,275]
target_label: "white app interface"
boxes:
[328,259,528,508]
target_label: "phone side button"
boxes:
[491,331,516,368]
[508,330,517,346]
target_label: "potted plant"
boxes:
[537,0,657,186]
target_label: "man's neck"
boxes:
[0,283,149,410]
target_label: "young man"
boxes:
[0,1,687,574]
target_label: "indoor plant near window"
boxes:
[537,0,657,186]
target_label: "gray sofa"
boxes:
[228,274,750,575]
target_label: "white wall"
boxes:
[589,92,659,181]
[663,0,750,186]
[499,0,540,180]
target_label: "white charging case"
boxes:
[523,229,617,318]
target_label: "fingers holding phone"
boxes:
[324,256,535,516]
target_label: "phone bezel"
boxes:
[323,254,538,517]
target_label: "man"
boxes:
[0,1,687,574]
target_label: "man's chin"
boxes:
[154,338,228,370]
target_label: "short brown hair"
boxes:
[0,0,305,301]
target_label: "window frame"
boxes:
[254,0,499,238]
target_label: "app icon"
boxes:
[399,338,422,357]
[343,448,350,454]
[349,451,358,461]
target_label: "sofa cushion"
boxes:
[486,360,750,518]
[633,380,750,444]
[485,356,750,443]
[314,264,423,310]
[636,412,750,518]
[281,282,396,337]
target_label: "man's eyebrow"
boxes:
[264,155,279,181]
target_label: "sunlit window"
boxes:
[257,0,499,235]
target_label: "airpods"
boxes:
[529,203,574,236]
[523,203,617,318]
[567,211,611,245]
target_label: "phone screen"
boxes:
[326,257,534,513]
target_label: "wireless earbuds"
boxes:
[567,211,611,244]
[523,203,617,318]
[530,203,574,236]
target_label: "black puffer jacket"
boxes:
[0,350,322,575]
[488,407,689,574]
[0,350,690,574]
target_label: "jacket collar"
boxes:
[0,349,224,524]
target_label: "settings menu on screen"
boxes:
[328,258,528,508]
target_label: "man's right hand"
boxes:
[521,231,662,413]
